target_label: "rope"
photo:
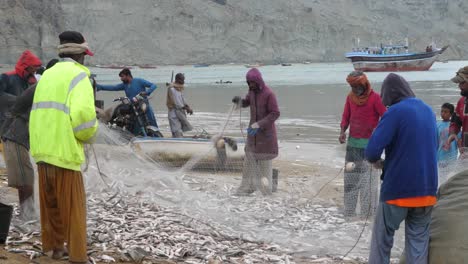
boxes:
[310,167,343,200]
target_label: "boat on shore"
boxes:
[345,45,448,72]
[131,137,245,170]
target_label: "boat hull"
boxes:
[351,56,437,72]
[346,46,448,72]
[131,137,245,170]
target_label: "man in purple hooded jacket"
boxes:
[232,68,280,195]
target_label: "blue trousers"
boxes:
[369,201,432,264]
[145,103,158,128]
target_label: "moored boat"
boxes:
[138,64,158,69]
[95,64,133,69]
[345,45,448,72]
[131,137,245,170]
[244,63,262,68]
[193,63,211,68]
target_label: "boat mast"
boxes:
[405,37,409,53]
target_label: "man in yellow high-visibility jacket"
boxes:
[29,31,98,264]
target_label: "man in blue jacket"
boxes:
[365,73,438,264]
[96,68,159,128]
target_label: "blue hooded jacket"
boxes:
[365,73,438,202]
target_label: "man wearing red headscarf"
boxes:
[0,50,42,219]
[0,50,42,120]
[339,71,386,218]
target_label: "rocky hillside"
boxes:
[1,0,467,65]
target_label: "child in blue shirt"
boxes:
[437,103,458,166]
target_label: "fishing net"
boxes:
[342,147,379,219]
[81,103,468,263]
[78,103,391,263]
[4,100,468,263]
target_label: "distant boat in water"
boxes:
[345,45,448,72]
[193,63,210,68]
[95,64,133,69]
[281,63,292,66]
[244,63,262,68]
[138,64,157,69]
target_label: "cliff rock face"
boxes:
[1,0,467,65]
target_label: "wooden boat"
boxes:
[95,64,133,69]
[345,45,448,72]
[138,64,158,69]
[244,63,262,68]
[130,137,245,170]
[193,63,211,68]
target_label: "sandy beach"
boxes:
[0,141,402,264]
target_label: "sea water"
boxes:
[94,60,467,166]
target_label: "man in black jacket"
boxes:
[0,50,46,219]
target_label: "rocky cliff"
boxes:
[1,0,467,65]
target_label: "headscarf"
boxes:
[166,76,185,110]
[6,50,42,84]
[381,73,415,106]
[57,42,92,56]
[346,71,372,106]
[57,31,94,56]
[246,68,267,91]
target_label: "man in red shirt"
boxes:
[447,66,468,157]
[339,71,386,218]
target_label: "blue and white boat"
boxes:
[345,45,448,72]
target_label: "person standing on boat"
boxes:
[447,66,468,158]
[0,50,42,219]
[365,73,438,263]
[232,68,280,195]
[96,68,159,128]
[339,71,386,218]
[166,73,193,137]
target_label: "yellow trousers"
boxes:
[38,163,87,262]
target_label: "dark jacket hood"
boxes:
[381,73,415,106]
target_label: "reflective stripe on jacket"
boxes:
[29,58,98,171]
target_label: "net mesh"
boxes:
[3,103,468,263]
[81,107,468,261]
[82,105,388,261]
